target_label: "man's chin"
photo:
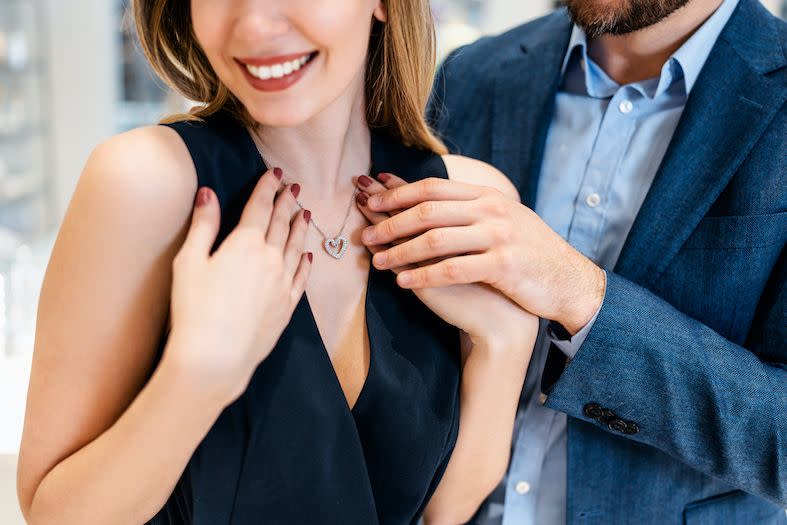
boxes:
[565,0,691,38]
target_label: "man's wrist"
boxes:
[557,262,607,336]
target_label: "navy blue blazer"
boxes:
[429,0,786,523]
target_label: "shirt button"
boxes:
[585,193,601,207]
[538,393,548,405]
[515,481,531,494]
[619,100,633,114]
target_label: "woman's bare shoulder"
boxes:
[85,125,198,210]
[441,154,520,202]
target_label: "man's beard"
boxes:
[564,0,692,38]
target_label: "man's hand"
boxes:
[358,176,606,335]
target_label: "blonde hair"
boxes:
[132,0,447,154]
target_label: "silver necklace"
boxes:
[250,130,371,260]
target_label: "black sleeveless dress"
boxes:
[146,111,461,525]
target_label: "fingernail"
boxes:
[291,184,301,198]
[376,172,391,183]
[304,209,311,223]
[196,187,210,206]
[356,192,369,206]
[273,167,283,179]
[362,227,375,243]
[307,252,313,263]
[373,252,387,267]
[398,273,412,287]
[358,175,373,187]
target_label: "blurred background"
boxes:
[0,0,784,522]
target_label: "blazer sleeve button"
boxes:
[599,409,616,423]
[608,418,629,433]
[623,422,640,435]
[584,403,603,419]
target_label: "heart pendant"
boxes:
[323,235,349,259]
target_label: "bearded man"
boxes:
[357,0,786,523]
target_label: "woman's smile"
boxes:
[235,51,319,92]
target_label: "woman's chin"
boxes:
[245,105,316,129]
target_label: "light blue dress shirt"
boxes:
[472,1,739,523]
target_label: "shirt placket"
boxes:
[567,86,638,263]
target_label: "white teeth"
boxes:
[245,54,312,80]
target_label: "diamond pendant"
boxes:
[323,235,349,259]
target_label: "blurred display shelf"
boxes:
[0,0,52,240]
[0,174,42,203]
[0,124,45,140]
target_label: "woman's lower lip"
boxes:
[238,57,314,93]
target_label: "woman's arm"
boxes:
[424,330,533,525]
[16,126,223,524]
[420,156,534,524]
[353,157,535,523]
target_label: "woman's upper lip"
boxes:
[236,51,316,66]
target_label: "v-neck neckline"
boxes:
[239,119,385,416]
[299,268,376,415]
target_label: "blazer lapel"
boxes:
[492,12,572,208]
[613,0,786,286]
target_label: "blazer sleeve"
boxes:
[542,250,787,507]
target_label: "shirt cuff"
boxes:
[546,271,607,360]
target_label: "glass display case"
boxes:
[0,0,51,358]
[0,0,50,236]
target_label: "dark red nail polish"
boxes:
[304,209,311,223]
[358,175,373,187]
[291,184,301,198]
[356,192,369,206]
[273,167,283,179]
[307,252,314,263]
[376,172,391,183]
[195,187,210,206]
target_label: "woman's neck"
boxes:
[251,81,371,199]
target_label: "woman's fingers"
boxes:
[284,208,310,277]
[374,172,407,189]
[357,173,407,214]
[289,252,313,306]
[355,191,390,225]
[371,225,489,270]
[182,187,221,258]
[267,184,300,248]
[237,167,283,233]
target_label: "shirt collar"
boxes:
[560,0,739,99]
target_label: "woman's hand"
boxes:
[355,173,537,351]
[166,168,313,406]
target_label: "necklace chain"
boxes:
[249,128,372,259]
[250,131,371,241]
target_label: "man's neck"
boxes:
[587,0,724,85]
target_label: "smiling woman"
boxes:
[133,0,447,152]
